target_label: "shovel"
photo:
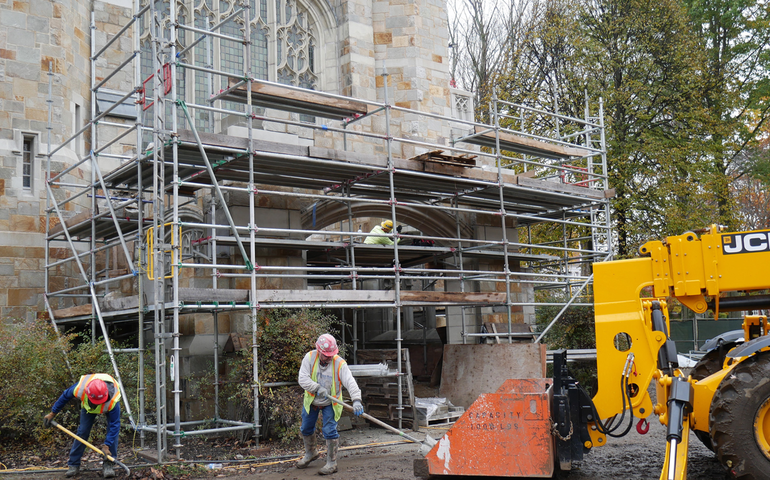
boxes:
[50,420,131,476]
[327,396,437,455]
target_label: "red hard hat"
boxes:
[316,334,338,356]
[86,379,109,405]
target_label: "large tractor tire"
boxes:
[690,344,737,451]
[709,352,770,479]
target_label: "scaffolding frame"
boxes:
[44,0,611,462]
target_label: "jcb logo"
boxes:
[722,231,770,255]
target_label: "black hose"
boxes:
[579,369,634,438]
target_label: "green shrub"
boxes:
[0,318,153,448]
[0,320,74,443]
[200,308,340,444]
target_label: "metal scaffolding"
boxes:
[44,0,610,462]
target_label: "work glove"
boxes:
[315,386,328,400]
[396,225,402,233]
[43,412,56,428]
[101,444,111,458]
[353,400,364,416]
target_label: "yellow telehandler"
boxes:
[417,225,770,479]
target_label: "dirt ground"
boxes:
[1,379,731,480]
[2,416,731,480]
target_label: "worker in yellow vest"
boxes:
[44,374,122,478]
[363,220,397,245]
[297,334,363,475]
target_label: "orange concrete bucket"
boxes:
[419,378,555,478]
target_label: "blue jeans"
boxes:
[300,404,339,440]
[68,409,118,466]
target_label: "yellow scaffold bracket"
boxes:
[146,222,182,280]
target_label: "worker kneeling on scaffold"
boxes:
[297,334,364,474]
[363,220,400,245]
[43,374,121,478]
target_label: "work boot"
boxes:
[102,460,115,479]
[318,438,338,475]
[65,465,79,477]
[296,434,319,469]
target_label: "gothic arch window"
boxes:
[275,0,318,89]
[140,0,324,131]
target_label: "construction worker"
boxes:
[297,334,364,475]
[44,374,121,479]
[363,220,397,245]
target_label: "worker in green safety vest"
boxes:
[364,220,396,245]
[297,334,363,475]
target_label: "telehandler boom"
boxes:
[416,225,770,479]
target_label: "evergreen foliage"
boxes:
[0,319,148,447]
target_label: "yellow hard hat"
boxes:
[381,220,393,231]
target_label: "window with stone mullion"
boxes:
[276,0,317,89]
[137,0,320,132]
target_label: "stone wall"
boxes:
[1,0,85,320]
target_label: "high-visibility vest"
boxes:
[303,352,344,421]
[72,374,121,414]
[363,225,394,245]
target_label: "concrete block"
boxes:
[337,415,353,431]
[179,315,195,336]
[29,0,53,17]
[0,275,19,288]
[5,59,39,82]
[18,270,44,288]
[15,257,39,271]
[0,11,25,29]
[182,333,227,356]
[16,201,39,215]
[186,354,215,376]
[7,287,40,306]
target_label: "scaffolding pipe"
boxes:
[169,0,183,457]
[381,68,404,430]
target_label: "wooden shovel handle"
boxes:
[326,396,423,444]
[51,420,131,475]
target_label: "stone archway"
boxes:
[300,200,474,240]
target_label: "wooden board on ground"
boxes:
[438,343,547,408]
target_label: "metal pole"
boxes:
[243,2,261,443]
[492,91,514,343]
[148,1,168,461]
[534,274,593,344]
[381,67,404,429]
[169,0,183,458]
[134,0,146,448]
